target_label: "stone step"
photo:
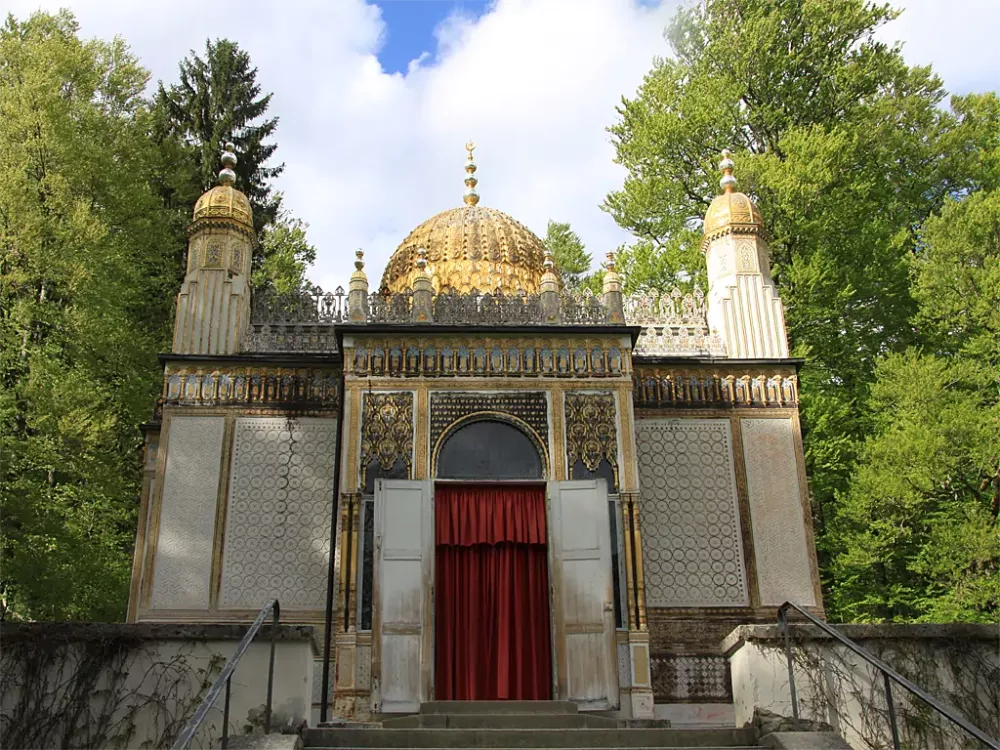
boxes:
[303,726,758,748]
[382,713,621,729]
[419,700,579,715]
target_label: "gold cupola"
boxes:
[192,141,254,231]
[701,149,764,251]
[380,142,548,295]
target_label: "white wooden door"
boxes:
[548,479,619,710]
[373,479,433,713]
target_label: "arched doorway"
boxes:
[435,418,545,480]
[433,418,552,701]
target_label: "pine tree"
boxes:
[155,39,283,234]
[543,220,594,290]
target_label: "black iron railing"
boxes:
[171,599,280,750]
[778,601,1000,750]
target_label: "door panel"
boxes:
[374,479,433,713]
[548,479,619,710]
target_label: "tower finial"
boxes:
[463,140,479,206]
[719,148,736,193]
[219,141,237,186]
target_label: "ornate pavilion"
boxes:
[127,142,823,723]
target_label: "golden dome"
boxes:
[193,185,253,228]
[380,143,547,294]
[702,150,764,249]
[191,142,254,230]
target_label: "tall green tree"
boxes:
[827,142,1000,623]
[604,0,998,621]
[253,200,320,296]
[155,38,283,234]
[0,10,180,620]
[543,220,600,292]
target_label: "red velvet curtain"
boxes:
[435,484,552,701]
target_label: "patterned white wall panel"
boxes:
[636,419,748,607]
[742,419,816,606]
[151,416,225,610]
[221,417,337,610]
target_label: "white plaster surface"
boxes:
[151,416,225,610]
[636,418,748,607]
[221,418,337,610]
[726,628,999,750]
[0,634,313,749]
[741,419,815,606]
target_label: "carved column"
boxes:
[617,382,654,719]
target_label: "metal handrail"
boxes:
[778,601,1000,750]
[172,599,280,750]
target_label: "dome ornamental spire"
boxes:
[219,141,238,186]
[174,140,255,355]
[463,140,480,206]
[719,148,737,193]
[700,147,789,358]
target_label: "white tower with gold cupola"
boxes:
[172,142,256,354]
[702,150,789,358]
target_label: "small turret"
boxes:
[701,150,788,358]
[173,141,256,355]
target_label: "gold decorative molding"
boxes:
[564,392,618,485]
[163,365,341,410]
[347,335,629,379]
[632,365,797,409]
[359,392,414,488]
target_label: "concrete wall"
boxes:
[0,623,315,750]
[724,623,1000,750]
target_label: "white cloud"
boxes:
[7,0,999,293]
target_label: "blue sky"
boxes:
[373,1,491,74]
[6,0,1000,292]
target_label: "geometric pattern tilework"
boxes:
[151,416,225,610]
[221,417,337,609]
[617,642,631,688]
[742,418,816,607]
[356,645,372,691]
[312,659,334,705]
[636,419,748,607]
[651,654,732,703]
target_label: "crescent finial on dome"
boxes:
[464,140,479,206]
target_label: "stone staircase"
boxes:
[305,701,759,749]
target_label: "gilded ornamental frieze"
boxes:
[347,336,629,379]
[429,392,549,459]
[564,392,619,483]
[360,392,414,486]
[632,365,798,409]
[162,365,341,409]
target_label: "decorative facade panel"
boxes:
[651,654,732,703]
[429,391,549,456]
[347,336,627,379]
[163,365,340,409]
[742,418,816,606]
[360,392,414,487]
[151,416,225,610]
[220,417,337,610]
[636,419,748,608]
[632,366,797,410]
[564,392,618,482]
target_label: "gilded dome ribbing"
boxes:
[381,144,547,294]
